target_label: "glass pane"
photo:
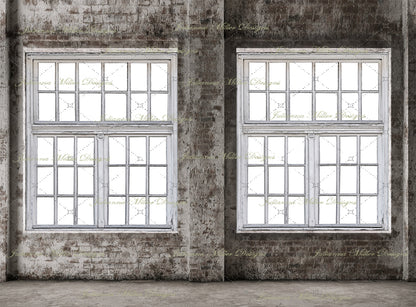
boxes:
[319,196,336,224]
[109,167,125,195]
[38,63,55,91]
[288,197,304,224]
[37,167,54,195]
[248,137,264,165]
[151,63,168,91]
[78,167,94,195]
[149,167,166,194]
[288,137,304,164]
[268,167,284,194]
[38,93,55,121]
[341,93,359,120]
[290,62,312,90]
[290,93,312,121]
[77,197,94,225]
[270,93,286,120]
[130,137,146,164]
[320,137,336,164]
[129,197,146,224]
[79,94,101,121]
[340,166,357,193]
[360,166,378,194]
[105,63,127,91]
[268,197,285,224]
[131,63,147,91]
[79,63,101,91]
[268,137,284,165]
[319,166,336,194]
[360,196,377,224]
[105,94,126,121]
[249,62,266,91]
[341,62,358,90]
[37,137,54,165]
[315,63,338,90]
[288,167,304,194]
[57,137,74,165]
[149,137,166,164]
[131,94,148,121]
[249,93,266,120]
[37,197,54,225]
[340,196,357,224]
[269,63,286,90]
[77,138,95,165]
[362,93,378,120]
[340,136,357,164]
[149,197,166,224]
[108,197,125,225]
[129,166,146,194]
[360,136,378,164]
[247,197,264,224]
[109,137,126,164]
[58,94,75,121]
[57,197,74,225]
[58,167,74,194]
[316,93,337,120]
[58,63,75,91]
[150,94,168,121]
[362,63,378,90]
[247,167,264,194]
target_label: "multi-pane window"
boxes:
[26,51,177,230]
[237,49,390,232]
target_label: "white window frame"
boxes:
[236,48,391,233]
[24,48,178,232]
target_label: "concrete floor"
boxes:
[0,280,415,307]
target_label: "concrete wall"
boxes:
[0,0,414,281]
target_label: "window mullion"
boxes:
[97,134,106,227]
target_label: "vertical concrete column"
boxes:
[184,0,225,281]
[0,0,9,282]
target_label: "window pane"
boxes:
[38,93,55,121]
[290,93,311,121]
[288,197,304,224]
[79,63,101,91]
[77,138,95,165]
[288,167,304,194]
[247,167,264,194]
[37,137,54,165]
[78,167,94,195]
[79,94,101,121]
[269,167,284,194]
[319,166,336,194]
[151,63,168,91]
[108,197,125,225]
[360,136,378,164]
[319,196,336,224]
[341,62,358,90]
[77,197,94,225]
[248,137,264,165]
[129,197,146,224]
[57,137,74,165]
[109,167,126,195]
[270,93,286,120]
[249,93,266,120]
[105,63,127,91]
[130,137,146,164]
[320,137,336,164]
[316,93,337,120]
[105,94,126,121]
[109,137,126,164]
[340,166,357,194]
[150,94,168,121]
[340,196,357,224]
[288,137,305,164]
[268,137,284,165]
[269,62,286,90]
[37,167,54,195]
[58,167,74,194]
[58,94,75,121]
[149,197,166,224]
[249,62,266,91]
[149,167,166,194]
[362,63,378,90]
[290,62,312,90]
[315,63,338,90]
[360,166,378,194]
[129,166,146,195]
[341,93,359,120]
[131,63,147,91]
[57,197,74,225]
[340,136,357,164]
[131,94,148,121]
[149,137,166,164]
[37,197,54,225]
[38,63,55,91]
[247,197,264,224]
[360,196,377,224]
[362,93,378,120]
[268,197,285,224]
[58,63,75,91]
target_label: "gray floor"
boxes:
[0,280,415,307]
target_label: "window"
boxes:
[236,48,390,232]
[25,49,177,230]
